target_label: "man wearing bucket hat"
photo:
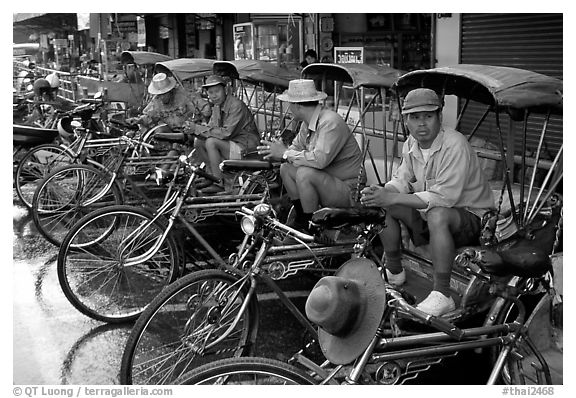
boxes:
[257,79,363,232]
[360,88,495,316]
[128,73,210,136]
[184,75,260,194]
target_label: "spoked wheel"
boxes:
[173,357,316,385]
[495,292,560,385]
[488,281,556,385]
[57,205,181,323]
[120,269,259,385]
[14,144,74,208]
[32,164,123,246]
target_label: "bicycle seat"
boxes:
[311,207,386,229]
[476,245,552,278]
[152,132,187,143]
[220,159,275,173]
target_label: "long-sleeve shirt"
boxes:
[284,105,363,181]
[385,127,495,218]
[140,86,207,129]
[195,94,260,150]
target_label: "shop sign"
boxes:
[334,47,364,64]
[53,39,68,48]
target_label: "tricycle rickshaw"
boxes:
[149,64,562,386]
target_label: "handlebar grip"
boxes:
[78,98,103,105]
[194,168,221,182]
[422,313,465,340]
[138,141,156,150]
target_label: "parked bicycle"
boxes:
[30,127,172,246]
[119,202,388,384]
[14,95,138,208]
[55,152,275,324]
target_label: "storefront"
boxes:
[233,14,304,69]
[457,13,563,156]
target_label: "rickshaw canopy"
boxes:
[154,58,216,81]
[213,60,300,91]
[120,51,172,66]
[394,64,563,115]
[302,63,405,89]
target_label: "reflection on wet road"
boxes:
[12,201,311,385]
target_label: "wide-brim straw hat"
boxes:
[148,73,177,95]
[305,257,386,365]
[278,79,327,103]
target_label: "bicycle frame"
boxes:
[113,153,271,272]
[184,204,387,356]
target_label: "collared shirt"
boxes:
[385,127,495,218]
[140,86,201,129]
[284,105,363,181]
[196,94,260,150]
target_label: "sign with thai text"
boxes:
[334,47,364,64]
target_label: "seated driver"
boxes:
[360,88,495,316]
[258,79,364,233]
[185,75,260,193]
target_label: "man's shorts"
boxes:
[405,207,482,248]
[229,141,244,160]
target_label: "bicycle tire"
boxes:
[32,164,124,246]
[14,144,75,208]
[57,205,181,323]
[120,269,259,385]
[173,356,317,385]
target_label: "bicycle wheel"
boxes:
[14,144,74,208]
[488,284,556,385]
[57,205,181,323]
[495,293,560,385]
[32,164,123,246]
[173,357,316,385]
[120,269,259,385]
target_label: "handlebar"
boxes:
[194,167,221,182]
[177,154,221,182]
[119,135,156,150]
[78,97,104,105]
[110,118,139,131]
[238,206,315,243]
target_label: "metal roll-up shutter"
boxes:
[458,14,563,159]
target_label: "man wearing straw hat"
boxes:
[258,79,363,233]
[128,72,210,135]
[360,88,495,316]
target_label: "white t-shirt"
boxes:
[420,147,432,163]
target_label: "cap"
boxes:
[202,75,227,89]
[402,88,442,115]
